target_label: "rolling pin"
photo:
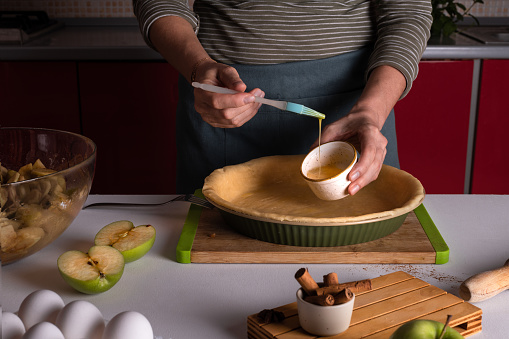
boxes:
[459,259,509,302]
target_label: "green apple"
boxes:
[390,319,464,339]
[94,220,156,263]
[57,245,124,294]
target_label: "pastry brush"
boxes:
[192,82,325,119]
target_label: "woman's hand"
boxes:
[149,16,264,128]
[193,61,265,128]
[312,109,388,196]
[312,65,406,196]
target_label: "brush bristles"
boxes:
[286,102,325,119]
[302,108,325,119]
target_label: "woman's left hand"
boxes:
[312,108,387,196]
[311,65,406,195]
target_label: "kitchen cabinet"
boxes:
[394,60,474,194]
[471,59,509,194]
[0,61,179,195]
[79,62,179,194]
[3,58,505,195]
[0,61,81,133]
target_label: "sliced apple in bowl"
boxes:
[94,220,156,263]
[57,245,124,294]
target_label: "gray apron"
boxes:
[175,46,399,193]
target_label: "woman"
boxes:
[133,1,432,194]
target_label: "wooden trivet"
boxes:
[247,271,482,338]
[176,199,449,264]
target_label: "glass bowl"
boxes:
[1,127,96,265]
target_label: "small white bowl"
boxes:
[296,288,355,336]
[301,141,357,200]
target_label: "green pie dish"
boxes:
[217,208,409,247]
[203,155,425,247]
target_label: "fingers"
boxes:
[195,87,264,128]
[192,63,267,127]
[217,65,247,92]
[348,148,386,195]
[347,127,387,195]
[309,114,388,196]
[309,120,350,150]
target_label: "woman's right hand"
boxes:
[148,16,263,128]
[193,60,264,128]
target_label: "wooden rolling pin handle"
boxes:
[459,259,509,302]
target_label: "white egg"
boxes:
[22,321,65,339]
[17,290,65,330]
[103,311,154,339]
[55,300,105,339]
[2,311,26,339]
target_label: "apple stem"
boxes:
[438,315,453,339]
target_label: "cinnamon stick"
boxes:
[304,294,335,306]
[316,279,372,295]
[323,272,339,286]
[334,288,354,305]
[295,268,319,295]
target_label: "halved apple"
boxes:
[94,220,156,263]
[57,245,124,294]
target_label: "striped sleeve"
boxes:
[368,0,432,98]
[132,1,432,98]
[132,0,199,49]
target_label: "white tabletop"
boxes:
[2,194,509,339]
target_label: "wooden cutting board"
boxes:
[247,271,482,338]
[176,195,449,264]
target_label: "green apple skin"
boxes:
[390,319,464,339]
[57,245,125,294]
[59,272,123,294]
[119,229,156,263]
[94,221,156,263]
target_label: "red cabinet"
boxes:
[395,61,474,194]
[0,62,81,133]
[79,62,179,194]
[0,61,179,195]
[5,59,506,194]
[471,60,509,194]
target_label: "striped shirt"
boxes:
[133,0,432,97]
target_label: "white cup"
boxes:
[296,288,355,336]
[301,141,357,200]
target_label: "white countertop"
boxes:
[2,194,509,338]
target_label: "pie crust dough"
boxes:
[202,155,425,225]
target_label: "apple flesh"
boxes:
[94,220,156,263]
[57,245,124,294]
[390,319,464,339]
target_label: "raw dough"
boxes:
[202,155,425,225]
